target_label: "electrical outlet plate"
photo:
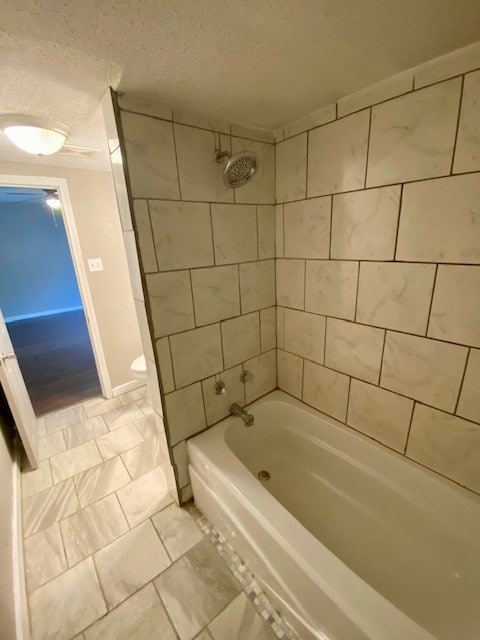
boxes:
[87,258,103,272]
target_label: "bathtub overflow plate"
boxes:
[258,470,270,481]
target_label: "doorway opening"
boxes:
[0,184,101,415]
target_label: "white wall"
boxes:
[0,161,142,393]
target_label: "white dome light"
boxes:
[0,115,70,156]
[46,194,62,210]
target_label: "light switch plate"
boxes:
[87,258,104,272]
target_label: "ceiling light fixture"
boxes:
[45,193,62,210]
[0,115,70,156]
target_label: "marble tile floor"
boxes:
[21,387,286,640]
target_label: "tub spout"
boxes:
[230,403,254,427]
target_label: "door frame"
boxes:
[0,173,112,399]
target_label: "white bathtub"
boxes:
[188,391,480,640]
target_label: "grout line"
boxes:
[255,205,260,259]
[167,336,177,391]
[322,315,328,365]
[208,203,216,266]
[425,264,439,336]
[264,255,480,267]
[300,357,305,401]
[188,269,198,328]
[345,375,353,424]
[378,330,387,386]
[353,261,360,322]
[152,580,183,640]
[363,107,372,188]
[450,74,465,174]
[302,259,307,311]
[403,401,417,454]
[454,348,470,414]
[171,121,183,200]
[145,199,160,272]
[392,184,404,260]
[305,130,309,198]
[328,196,333,259]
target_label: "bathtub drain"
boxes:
[258,470,270,481]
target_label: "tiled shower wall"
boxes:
[114,97,277,499]
[275,49,480,495]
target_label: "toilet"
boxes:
[130,354,147,380]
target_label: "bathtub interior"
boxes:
[221,396,480,640]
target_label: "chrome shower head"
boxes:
[215,149,259,189]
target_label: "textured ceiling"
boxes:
[0,1,480,168]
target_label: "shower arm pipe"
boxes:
[214,148,231,163]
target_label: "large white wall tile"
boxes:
[367,79,461,187]
[453,70,480,173]
[174,125,233,202]
[276,134,307,203]
[191,265,240,325]
[337,71,413,117]
[170,325,223,387]
[277,350,303,399]
[396,173,480,263]
[257,205,275,259]
[305,261,358,320]
[284,197,330,258]
[284,308,325,364]
[381,332,468,412]
[407,405,480,493]
[201,365,245,425]
[302,361,349,421]
[308,110,369,197]
[244,350,276,403]
[231,138,275,204]
[331,186,400,260]
[221,313,260,368]
[325,319,384,384]
[121,111,179,199]
[428,266,480,348]
[164,384,206,445]
[211,204,257,264]
[146,271,194,337]
[239,260,275,313]
[357,262,436,334]
[347,380,413,452]
[150,201,213,270]
[457,349,480,424]
[276,259,305,310]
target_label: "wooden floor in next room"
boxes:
[7,309,101,415]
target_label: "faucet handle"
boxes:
[240,370,253,383]
[214,380,227,395]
